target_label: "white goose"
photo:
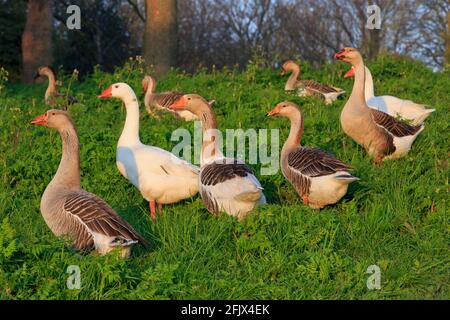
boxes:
[169,94,266,220]
[98,83,199,220]
[344,66,435,125]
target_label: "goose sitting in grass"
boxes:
[142,75,198,121]
[98,83,199,220]
[31,109,148,257]
[34,66,77,110]
[267,101,358,209]
[169,94,266,220]
[335,48,424,164]
[344,65,435,125]
[281,60,345,105]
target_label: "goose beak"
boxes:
[98,86,112,98]
[344,67,355,78]
[334,50,346,60]
[31,113,47,125]
[169,96,187,110]
[266,106,280,117]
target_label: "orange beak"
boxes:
[266,105,281,117]
[344,67,355,78]
[98,85,112,98]
[31,113,47,126]
[169,96,187,110]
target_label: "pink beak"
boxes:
[344,67,355,78]
[31,113,47,125]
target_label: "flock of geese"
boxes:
[30,47,434,257]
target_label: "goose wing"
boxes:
[63,191,149,249]
[370,109,423,137]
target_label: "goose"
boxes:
[30,109,148,257]
[334,48,424,164]
[98,83,200,220]
[281,60,345,105]
[34,66,77,109]
[142,75,198,121]
[267,101,358,209]
[169,94,266,220]
[344,65,435,125]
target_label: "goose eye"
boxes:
[51,112,56,116]
[187,97,191,100]
[115,85,119,88]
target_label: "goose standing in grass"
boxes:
[267,101,358,209]
[344,65,435,125]
[98,83,199,220]
[31,109,148,257]
[334,48,424,164]
[281,60,345,105]
[169,94,266,220]
[142,75,198,121]
[34,66,77,109]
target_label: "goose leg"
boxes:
[302,195,310,205]
[157,203,163,215]
[149,200,156,221]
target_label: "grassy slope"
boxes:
[0,56,448,299]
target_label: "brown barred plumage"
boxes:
[63,191,149,250]
[370,109,423,137]
[200,159,254,186]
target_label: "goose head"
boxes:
[169,94,214,115]
[98,83,137,103]
[334,47,363,65]
[34,66,55,80]
[280,60,300,76]
[267,101,300,118]
[141,76,155,96]
[31,109,73,130]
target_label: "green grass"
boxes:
[0,55,449,299]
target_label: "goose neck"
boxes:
[119,98,141,145]
[282,111,303,156]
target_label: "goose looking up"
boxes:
[334,48,424,164]
[281,60,345,105]
[34,66,77,109]
[267,101,358,209]
[169,94,266,220]
[344,65,435,125]
[142,75,198,121]
[30,109,148,257]
[98,83,200,220]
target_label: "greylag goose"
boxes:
[334,48,424,164]
[98,83,199,220]
[142,75,198,121]
[169,94,266,220]
[344,66,435,125]
[281,60,345,105]
[34,66,77,110]
[267,101,358,209]
[31,109,148,257]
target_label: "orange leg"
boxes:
[302,195,310,205]
[149,200,156,221]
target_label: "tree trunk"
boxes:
[445,12,450,66]
[143,0,178,77]
[21,0,54,83]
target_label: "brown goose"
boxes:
[267,101,358,209]
[31,109,148,257]
[169,94,266,220]
[142,75,198,121]
[34,66,77,110]
[334,48,424,164]
[281,60,345,105]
